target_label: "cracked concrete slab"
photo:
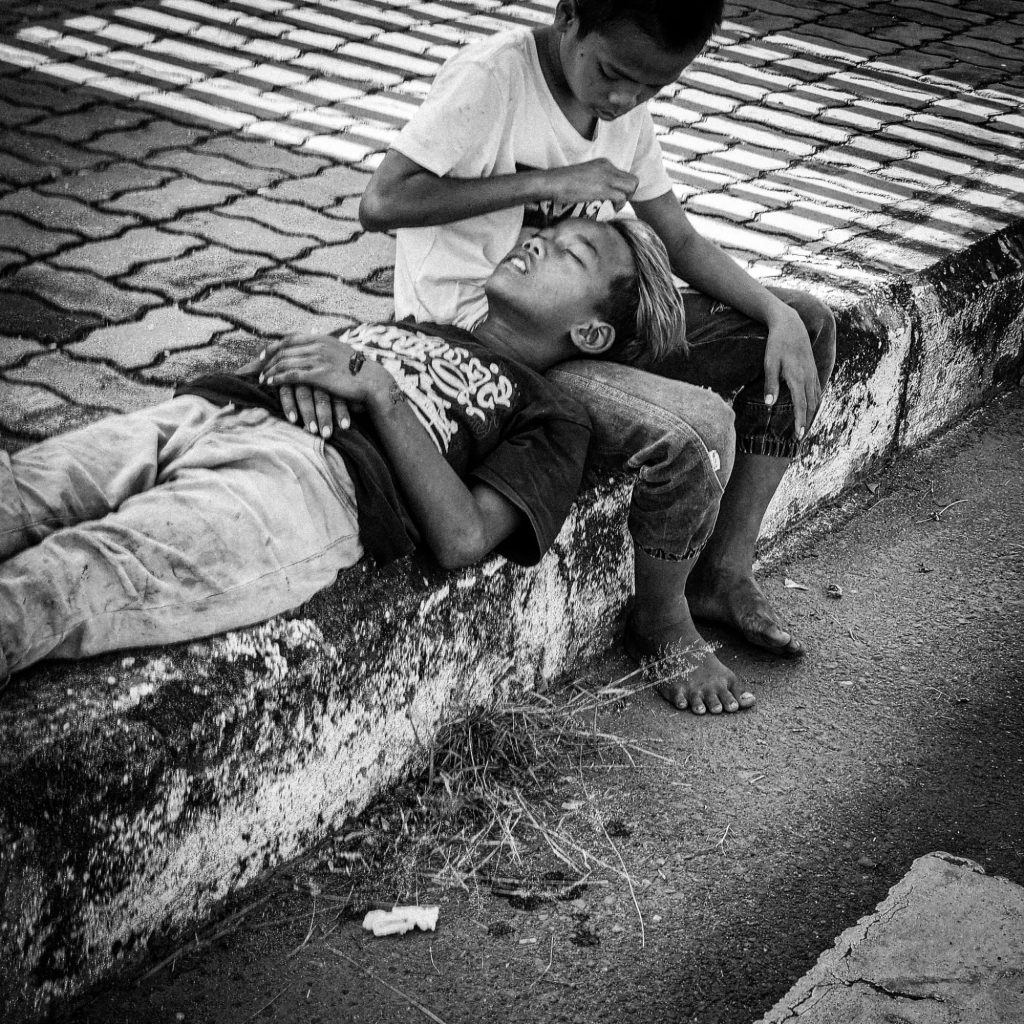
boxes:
[754,852,1024,1023]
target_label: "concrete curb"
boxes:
[1,221,1023,1021]
[753,852,1024,1022]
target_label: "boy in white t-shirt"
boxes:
[354,0,837,717]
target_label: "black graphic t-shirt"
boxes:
[176,321,592,567]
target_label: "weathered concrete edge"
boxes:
[1,221,1022,1021]
[752,851,1024,1023]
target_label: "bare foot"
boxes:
[625,616,756,716]
[687,568,804,657]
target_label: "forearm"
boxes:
[367,391,491,568]
[360,160,549,231]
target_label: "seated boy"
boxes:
[0,219,683,684]
[356,0,837,715]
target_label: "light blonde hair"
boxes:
[603,217,686,366]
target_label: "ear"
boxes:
[569,319,616,356]
[553,0,578,32]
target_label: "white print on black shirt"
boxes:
[516,163,612,230]
[342,324,515,452]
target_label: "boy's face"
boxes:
[556,12,701,121]
[485,219,632,332]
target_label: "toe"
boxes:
[690,694,707,715]
[734,686,757,709]
[657,679,689,711]
[706,693,723,714]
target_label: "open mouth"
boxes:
[503,252,530,274]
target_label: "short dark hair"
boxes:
[574,0,724,52]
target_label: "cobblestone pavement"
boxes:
[1,0,1022,448]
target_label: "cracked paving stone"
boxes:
[38,162,173,204]
[196,136,329,176]
[25,105,150,145]
[218,196,359,244]
[67,305,234,369]
[0,336,47,369]
[0,376,65,432]
[125,246,275,302]
[146,150,281,190]
[0,190,137,239]
[50,227,203,276]
[0,292,101,343]
[290,232,397,281]
[6,352,171,413]
[162,209,318,260]
[0,213,78,257]
[189,288,356,338]
[85,120,212,161]
[0,150,57,187]
[246,268,380,318]
[140,328,263,385]
[0,130,108,174]
[6,264,162,321]
[104,178,243,220]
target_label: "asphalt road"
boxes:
[66,388,1024,1024]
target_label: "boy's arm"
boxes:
[359,150,637,231]
[633,190,822,438]
[259,335,522,569]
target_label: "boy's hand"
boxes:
[259,334,393,435]
[763,306,821,441]
[545,159,638,211]
[279,384,352,438]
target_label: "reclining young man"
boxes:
[0,218,684,684]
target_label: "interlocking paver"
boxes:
[189,288,357,337]
[66,305,234,368]
[0,150,52,187]
[6,351,171,412]
[0,189,136,239]
[289,231,396,281]
[124,244,275,300]
[6,264,162,321]
[85,119,213,160]
[0,336,47,370]
[0,249,25,273]
[161,208,318,259]
[10,74,94,115]
[37,161,174,203]
[257,164,370,207]
[0,96,45,127]
[145,149,281,189]
[50,226,203,276]
[138,327,263,385]
[245,266,377,316]
[1,292,101,343]
[103,177,242,219]
[218,195,359,242]
[0,129,108,172]
[0,213,78,256]
[24,104,150,144]
[0,377,66,434]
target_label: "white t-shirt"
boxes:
[392,29,674,329]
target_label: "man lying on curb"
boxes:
[0,218,683,685]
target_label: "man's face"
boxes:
[485,219,633,331]
[558,16,700,122]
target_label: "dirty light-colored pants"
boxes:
[0,396,363,681]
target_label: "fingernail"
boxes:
[340,418,350,430]
[266,376,274,385]
[308,422,318,434]
[258,373,264,383]
[321,426,331,438]
[764,393,775,406]
[259,349,265,360]
[797,427,805,440]
[287,411,297,423]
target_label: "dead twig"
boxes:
[595,811,645,949]
[244,983,291,1022]
[326,945,450,1024]
[915,498,967,525]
